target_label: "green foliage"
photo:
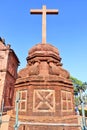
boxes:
[70,76,83,87]
[70,76,87,95]
[70,76,87,106]
[74,96,80,106]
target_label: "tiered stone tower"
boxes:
[10,43,78,130]
[9,5,79,130]
[0,37,19,111]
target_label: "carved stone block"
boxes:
[33,89,55,112]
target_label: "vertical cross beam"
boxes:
[30,5,59,44]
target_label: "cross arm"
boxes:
[46,10,59,14]
[30,9,42,14]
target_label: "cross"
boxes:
[30,5,59,44]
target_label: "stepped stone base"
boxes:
[9,114,80,130]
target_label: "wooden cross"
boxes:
[30,5,59,44]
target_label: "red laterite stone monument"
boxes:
[8,5,79,130]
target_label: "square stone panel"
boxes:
[33,89,55,112]
[61,90,73,111]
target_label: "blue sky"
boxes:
[0,0,87,82]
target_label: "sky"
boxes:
[0,0,87,82]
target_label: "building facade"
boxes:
[0,37,19,111]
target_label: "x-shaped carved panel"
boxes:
[33,89,55,112]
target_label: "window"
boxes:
[61,90,72,111]
[18,90,27,111]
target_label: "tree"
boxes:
[70,76,87,95]
[70,76,87,106]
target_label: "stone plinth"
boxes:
[9,43,79,130]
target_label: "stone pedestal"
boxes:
[9,43,79,130]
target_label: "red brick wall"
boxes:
[0,40,19,110]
